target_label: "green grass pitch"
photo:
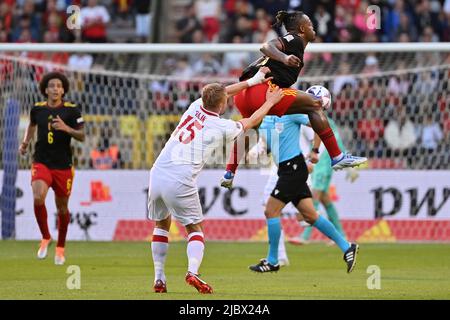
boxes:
[0,241,449,300]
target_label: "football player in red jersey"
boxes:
[221,11,367,188]
[19,72,85,265]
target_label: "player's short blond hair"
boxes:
[201,83,226,112]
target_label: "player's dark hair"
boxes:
[272,10,305,32]
[39,72,69,97]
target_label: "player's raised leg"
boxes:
[32,178,52,259]
[222,87,365,188]
[221,130,258,188]
[151,216,170,293]
[285,92,367,170]
[185,223,213,294]
[296,197,359,273]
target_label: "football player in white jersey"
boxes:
[148,67,284,294]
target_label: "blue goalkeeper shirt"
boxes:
[259,114,310,164]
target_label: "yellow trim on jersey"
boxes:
[64,102,76,107]
[34,101,47,106]
[282,89,297,97]
[267,80,298,97]
[268,81,277,89]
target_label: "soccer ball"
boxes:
[306,85,332,110]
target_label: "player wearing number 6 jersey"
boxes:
[148,67,283,294]
[19,72,85,266]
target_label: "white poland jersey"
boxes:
[152,98,243,186]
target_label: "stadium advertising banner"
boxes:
[1,169,449,241]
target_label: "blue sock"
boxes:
[313,215,350,253]
[266,217,281,265]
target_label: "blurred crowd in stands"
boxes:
[175,0,450,44]
[1,0,449,45]
[0,0,152,44]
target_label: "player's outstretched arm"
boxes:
[225,67,272,97]
[52,115,85,142]
[19,123,37,155]
[240,86,283,131]
[260,38,301,67]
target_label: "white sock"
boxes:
[277,230,287,261]
[187,232,205,275]
[151,228,169,282]
[332,153,344,161]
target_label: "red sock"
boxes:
[225,141,239,173]
[226,137,250,174]
[57,212,71,248]
[318,128,342,159]
[34,204,51,240]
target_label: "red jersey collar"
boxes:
[200,105,219,117]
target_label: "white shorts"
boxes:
[147,168,203,226]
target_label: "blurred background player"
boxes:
[221,10,367,189]
[248,112,359,274]
[148,67,283,294]
[289,115,360,246]
[19,72,85,265]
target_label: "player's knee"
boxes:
[303,216,315,225]
[302,211,317,225]
[309,108,329,125]
[264,208,280,219]
[299,97,322,111]
[56,205,69,214]
[186,222,202,234]
[310,99,322,110]
[321,196,330,205]
[156,216,171,231]
[33,193,46,206]
[310,104,326,117]
[33,198,45,206]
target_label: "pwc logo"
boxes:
[80,181,112,206]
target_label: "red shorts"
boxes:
[234,82,297,118]
[31,163,74,197]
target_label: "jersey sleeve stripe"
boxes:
[282,89,298,97]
